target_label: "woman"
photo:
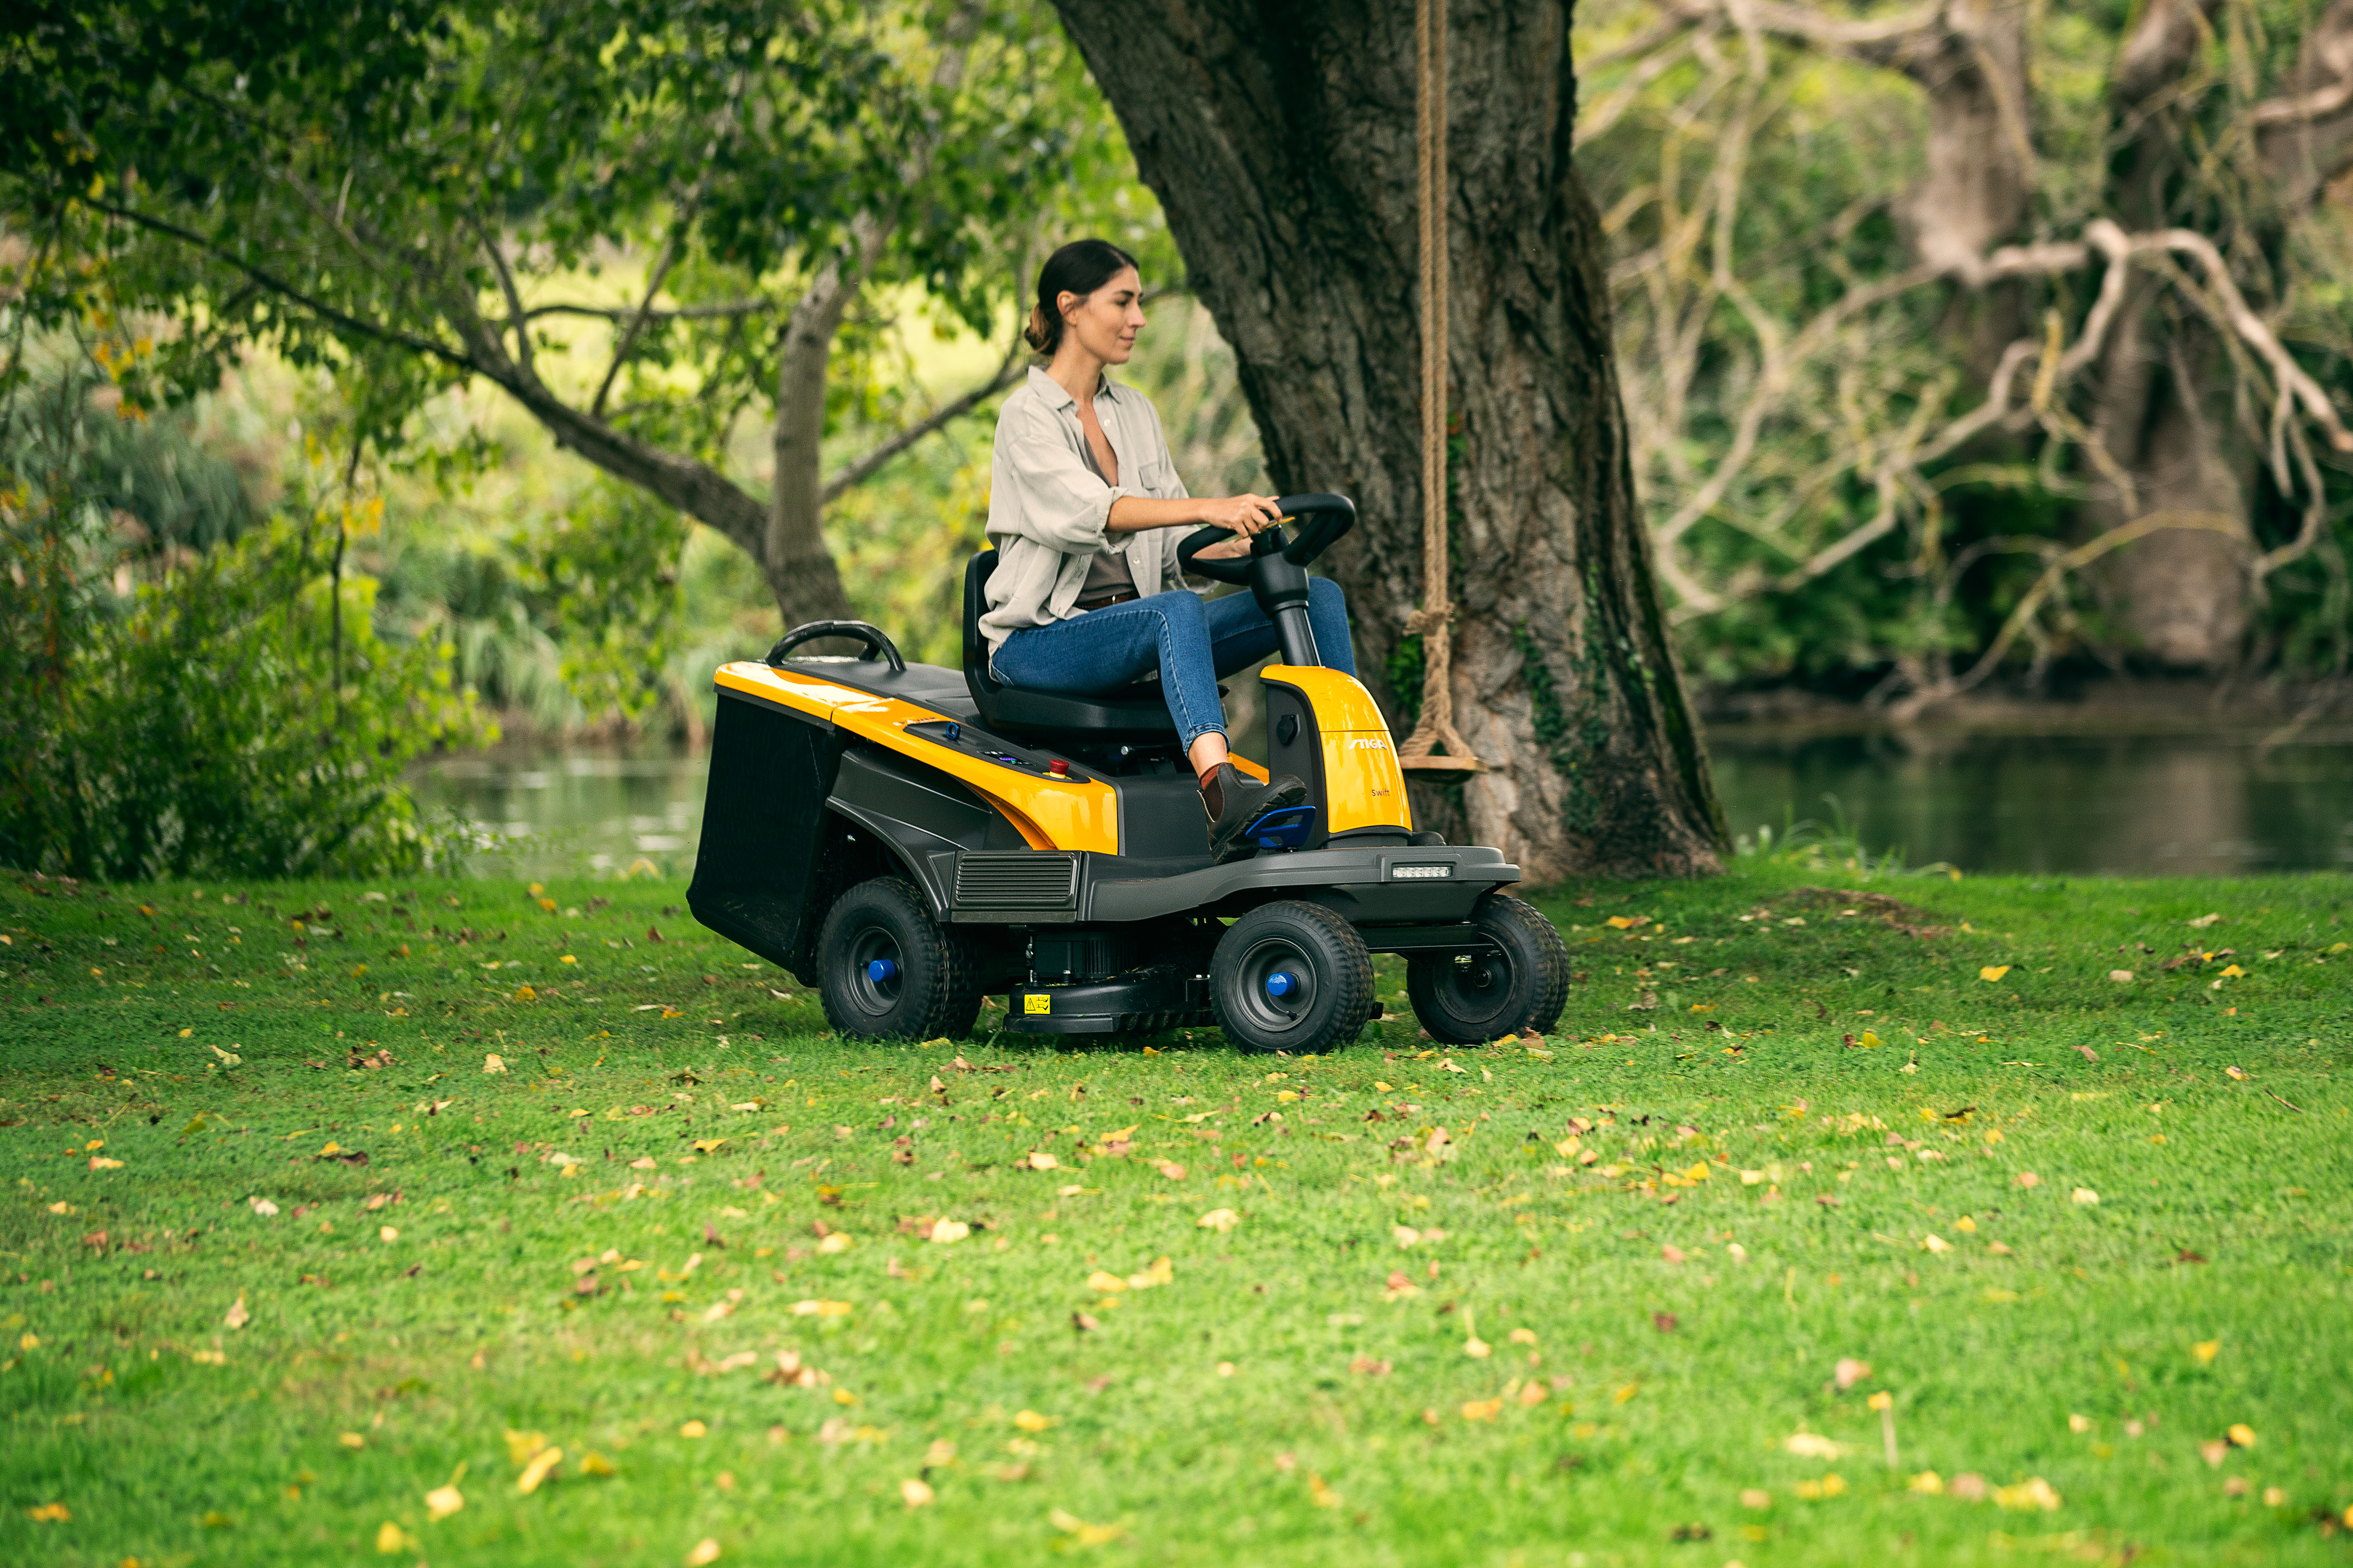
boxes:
[980,238,1358,859]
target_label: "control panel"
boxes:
[902,719,1092,784]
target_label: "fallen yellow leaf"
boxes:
[2228,1423,2257,1448]
[375,1521,409,1554]
[929,1219,970,1244]
[1048,1510,1126,1546]
[685,1539,721,1567]
[1196,1207,1242,1233]
[901,1477,935,1507]
[224,1296,249,1330]
[1979,966,2012,983]
[679,1421,708,1438]
[504,1429,549,1466]
[2193,1340,2220,1365]
[516,1447,563,1494]
[1013,1410,1057,1433]
[426,1484,465,1521]
[1993,1477,2062,1511]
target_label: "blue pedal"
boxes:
[1244,804,1318,850]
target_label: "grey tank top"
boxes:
[1075,438,1135,604]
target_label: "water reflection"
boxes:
[408,748,709,882]
[408,727,2353,879]
[1708,728,2353,875]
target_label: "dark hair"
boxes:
[1024,238,1140,357]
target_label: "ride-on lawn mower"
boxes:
[687,495,1570,1054]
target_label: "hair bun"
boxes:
[1022,305,1050,353]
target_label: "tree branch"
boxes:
[594,229,686,419]
[76,194,478,373]
[474,221,535,380]
[525,300,777,324]
[819,338,1026,504]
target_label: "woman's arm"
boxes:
[1106,492,1284,534]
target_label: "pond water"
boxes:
[406,724,2353,882]
[1706,726,2353,877]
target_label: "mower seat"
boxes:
[963,549,1183,744]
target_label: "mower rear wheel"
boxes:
[816,876,982,1042]
[1406,893,1571,1044]
[1209,900,1373,1054]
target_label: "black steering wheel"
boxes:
[1177,493,1357,585]
[765,619,906,673]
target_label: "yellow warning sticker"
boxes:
[1024,993,1051,1015]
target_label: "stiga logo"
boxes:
[1347,737,1389,751]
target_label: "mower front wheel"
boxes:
[816,876,982,1042]
[1209,900,1373,1054]
[1406,893,1571,1044]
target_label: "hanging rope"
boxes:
[1398,0,1482,774]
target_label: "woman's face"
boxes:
[1058,266,1146,364]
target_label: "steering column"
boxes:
[1176,493,1357,668]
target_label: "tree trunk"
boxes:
[2086,0,2252,670]
[1053,0,1724,880]
[767,258,865,633]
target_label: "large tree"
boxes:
[2,0,1097,630]
[1052,0,1726,880]
[1584,0,2353,695]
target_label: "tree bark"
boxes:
[1052,0,1724,880]
[767,251,870,632]
[2084,0,2251,670]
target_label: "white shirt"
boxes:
[978,365,1200,654]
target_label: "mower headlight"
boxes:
[1390,864,1451,879]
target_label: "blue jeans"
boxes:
[992,580,1356,749]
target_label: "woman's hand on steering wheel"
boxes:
[1191,532,1256,560]
[1196,492,1284,537]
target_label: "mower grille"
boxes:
[954,852,1079,912]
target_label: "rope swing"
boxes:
[1396,0,1484,775]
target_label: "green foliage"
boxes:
[2,0,1104,468]
[1,352,493,880]
[514,480,691,729]
[47,517,493,879]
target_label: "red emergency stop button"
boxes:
[1048,759,1069,776]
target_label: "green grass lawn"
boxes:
[1,860,2347,1567]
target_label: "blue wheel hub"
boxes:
[1264,970,1300,999]
[866,957,899,984]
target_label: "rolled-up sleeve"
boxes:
[989,398,1145,554]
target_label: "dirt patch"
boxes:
[1779,886,1950,939]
